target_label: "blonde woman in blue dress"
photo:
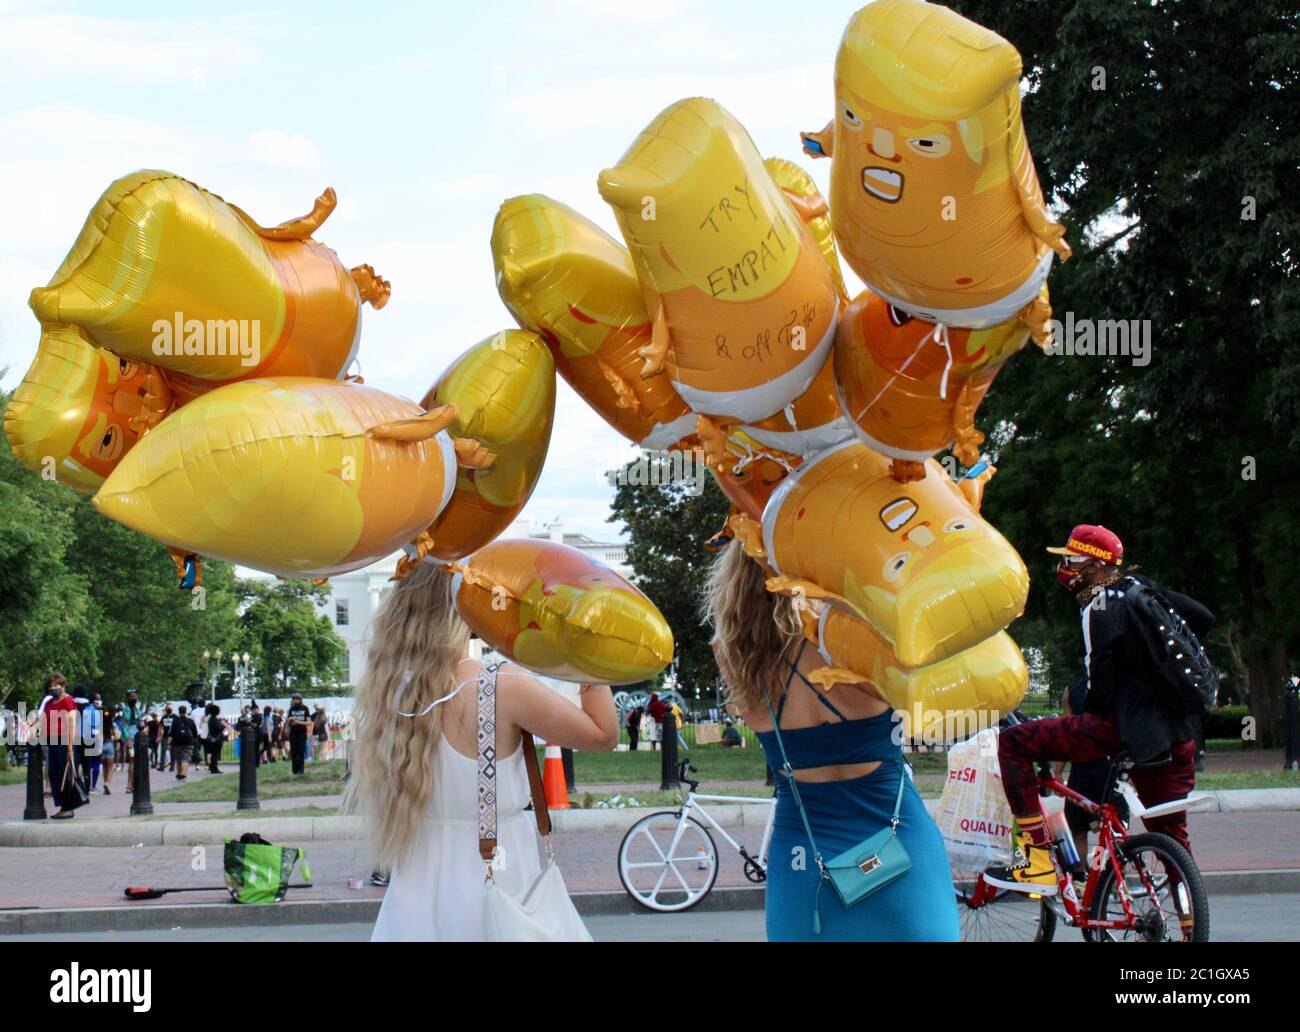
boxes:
[704,541,959,942]
[346,562,619,941]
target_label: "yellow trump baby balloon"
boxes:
[28,171,389,401]
[417,329,556,561]
[599,98,840,424]
[802,0,1069,332]
[450,539,674,685]
[93,378,460,579]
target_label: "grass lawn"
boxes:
[151,759,347,803]
[0,765,27,786]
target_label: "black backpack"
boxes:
[1124,579,1218,715]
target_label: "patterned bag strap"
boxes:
[477,660,551,865]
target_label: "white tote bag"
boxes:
[935,727,1015,871]
[477,661,592,942]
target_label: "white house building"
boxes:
[245,518,631,689]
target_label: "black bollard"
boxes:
[23,744,47,821]
[1284,681,1299,772]
[660,711,679,790]
[130,730,154,816]
[237,722,260,810]
[562,747,575,793]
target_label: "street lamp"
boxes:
[232,652,252,699]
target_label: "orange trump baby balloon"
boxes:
[491,194,693,450]
[743,439,1028,668]
[599,98,840,424]
[798,602,1028,741]
[92,378,460,579]
[28,171,390,402]
[834,291,1034,475]
[450,538,674,685]
[4,326,173,493]
[802,0,1069,331]
[417,329,556,561]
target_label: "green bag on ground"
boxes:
[223,833,311,904]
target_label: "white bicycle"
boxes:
[617,760,776,912]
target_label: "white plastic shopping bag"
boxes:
[935,727,1014,870]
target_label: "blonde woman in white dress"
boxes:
[347,561,619,941]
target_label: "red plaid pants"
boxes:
[998,714,1197,853]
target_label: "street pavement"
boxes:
[3,891,1297,942]
[0,810,1295,910]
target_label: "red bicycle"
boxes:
[954,754,1209,942]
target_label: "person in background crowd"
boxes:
[986,525,1212,893]
[145,711,160,769]
[646,692,665,751]
[260,705,275,763]
[70,684,92,788]
[669,699,688,750]
[44,674,79,819]
[170,704,198,780]
[120,689,142,789]
[100,703,117,795]
[626,704,644,752]
[204,703,225,774]
[721,717,743,748]
[286,693,312,775]
[83,691,104,793]
[161,705,176,771]
[312,703,329,762]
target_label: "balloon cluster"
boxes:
[5,1,1065,718]
[5,172,673,686]
[491,0,1069,734]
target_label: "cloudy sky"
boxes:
[0,0,873,540]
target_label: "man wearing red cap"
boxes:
[984,525,1214,893]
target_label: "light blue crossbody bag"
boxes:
[765,673,911,935]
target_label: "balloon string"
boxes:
[931,322,954,401]
[855,321,954,421]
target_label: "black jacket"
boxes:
[1080,573,1215,762]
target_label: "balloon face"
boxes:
[762,439,1028,667]
[419,330,556,561]
[803,604,1027,740]
[598,98,839,424]
[452,539,674,685]
[4,326,168,492]
[492,194,693,450]
[28,171,379,398]
[834,290,1032,463]
[824,0,1067,327]
[710,446,790,522]
[93,378,456,579]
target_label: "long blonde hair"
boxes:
[343,561,470,869]
[701,540,803,713]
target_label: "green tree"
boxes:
[235,579,347,694]
[949,0,1299,742]
[608,458,731,698]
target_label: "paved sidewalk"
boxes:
[0,810,1294,913]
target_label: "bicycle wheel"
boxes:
[1088,832,1209,942]
[618,811,719,912]
[953,871,1057,942]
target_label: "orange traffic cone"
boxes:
[542,742,569,810]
